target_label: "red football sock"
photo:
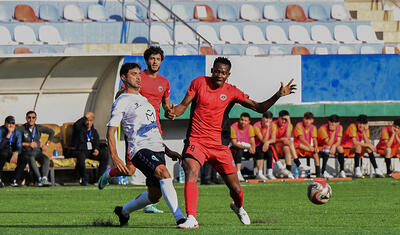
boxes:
[230,186,243,208]
[184,182,198,218]
[109,168,118,177]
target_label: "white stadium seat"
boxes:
[243,25,271,44]
[356,25,384,43]
[150,25,173,44]
[288,25,316,44]
[245,46,265,55]
[39,25,67,45]
[337,45,356,54]
[0,26,18,45]
[174,25,198,44]
[311,25,338,44]
[334,25,362,44]
[14,25,42,44]
[240,4,262,21]
[197,25,225,44]
[331,4,352,21]
[266,25,293,44]
[220,25,248,44]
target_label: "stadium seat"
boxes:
[194,4,220,22]
[125,5,145,21]
[150,25,173,44]
[269,46,285,55]
[314,46,329,54]
[311,25,338,44]
[0,26,18,45]
[356,25,384,43]
[39,25,67,45]
[149,4,170,22]
[286,4,313,22]
[266,25,293,44]
[196,25,224,44]
[39,4,62,22]
[288,25,316,44]
[337,45,356,54]
[264,5,287,21]
[220,25,248,44]
[174,25,198,44]
[0,5,14,22]
[217,5,238,21]
[240,4,263,21]
[360,46,380,54]
[331,4,352,21]
[308,4,332,21]
[13,47,33,54]
[334,25,362,44]
[64,4,88,22]
[175,46,197,55]
[88,4,115,22]
[14,25,42,44]
[382,45,400,54]
[172,4,193,21]
[243,25,271,44]
[222,47,240,55]
[291,46,311,55]
[132,36,149,44]
[245,46,265,55]
[14,4,44,22]
[200,46,218,55]
[61,122,74,157]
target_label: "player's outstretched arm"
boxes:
[165,94,194,119]
[107,126,129,174]
[241,79,296,113]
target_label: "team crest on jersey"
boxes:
[151,155,159,161]
[220,94,227,101]
[158,86,163,92]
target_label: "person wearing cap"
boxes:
[0,116,22,187]
[11,111,54,187]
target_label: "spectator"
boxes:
[293,112,321,177]
[72,112,108,186]
[0,116,22,187]
[376,119,400,177]
[273,110,310,178]
[253,111,286,180]
[342,114,383,177]
[317,114,346,178]
[230,112,256,181]
[12,111,53,187]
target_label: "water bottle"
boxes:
[53,148,58,157]
[123,176,129,185]
[294,168,299,178]
[117,176,123,185]
[179,164,185,183]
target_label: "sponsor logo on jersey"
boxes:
[158,86,163,92]
[220,94,227,101]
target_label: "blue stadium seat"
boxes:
[308,4,332,21]
[0,4,14,22]
[132,36,149,44]
[39,4,62,22]
[217,5,238,21]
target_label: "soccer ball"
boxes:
[307,181,332,204]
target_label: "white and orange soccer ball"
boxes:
[307,181,332,205]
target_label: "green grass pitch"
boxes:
[1,178,399,234]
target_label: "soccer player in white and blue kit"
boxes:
[100,63,185,227]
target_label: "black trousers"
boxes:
[74,149,108,180]
[230,147,255,164]
[0,150,12,181]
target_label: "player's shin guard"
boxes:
[122,192,152,216]
[368,153,378,169]
[385,158,392,173]
[184,182,198,218]
[230,185,244,208]
[320,152,329,174]
[354,153,360,168]
[160,178,185,221]
[338,153,345,171]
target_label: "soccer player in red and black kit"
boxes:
[166,57,296,229]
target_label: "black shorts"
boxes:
[131,148,166,187]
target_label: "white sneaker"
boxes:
[237,172,245,182]
[374,168,384,177]
[266,174,277,180]
[354,167,363,178]
[339,170,346,178]
[255,174,267,180]
[98,168,111,190]
[177,215,199,229]
[230,202,251,225]
[323,171,334,179]
[277,168,291,178]
[287,172,295,179]
[298,165,311,172]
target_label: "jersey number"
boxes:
[189,145,195,152]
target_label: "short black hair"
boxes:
[213,57,231,70]
[304,112,314,119]
[393,119,400,127]
[328,114,340,123]
[5,116,15,124]
[120,63,141,77]
[26,111,36,117]
[240,112,250,119]
[356,114,368,124]
[262,111,273,119]
[278,110,289,117]
[144,46,164,61]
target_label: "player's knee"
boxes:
[154,165,171,180]
[147,190,162,203]
[231,185,242,196]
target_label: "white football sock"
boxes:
[267,169,273,175]
[160,178,185,221]
[276,161,284,169]
[122,192,152,216]
[257,170,263,175]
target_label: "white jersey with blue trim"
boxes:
[107,93,164,157]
